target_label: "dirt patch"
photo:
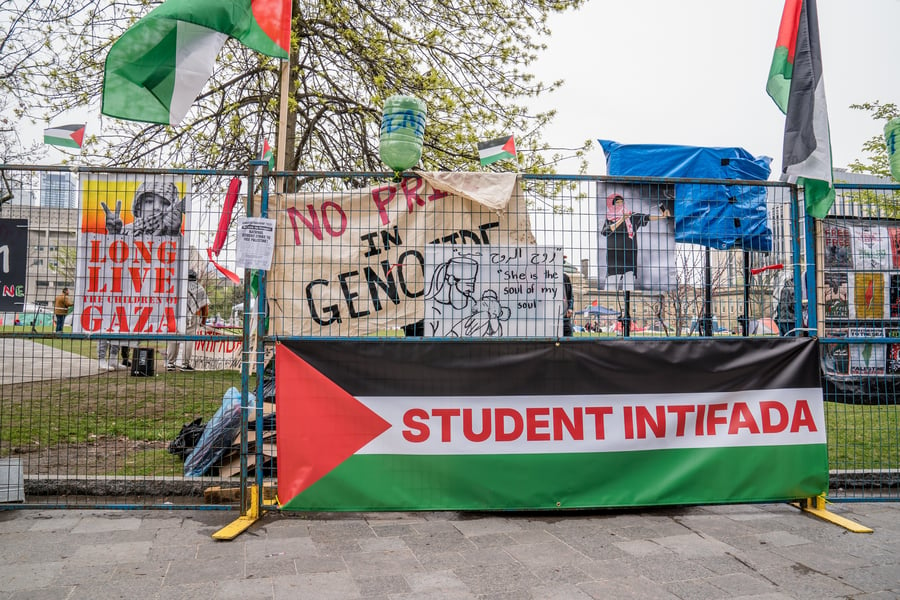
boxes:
[10,437,169,477]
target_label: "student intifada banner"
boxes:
[276,337,827,511]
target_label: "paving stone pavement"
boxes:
[1,502,899,599]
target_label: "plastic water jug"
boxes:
[379,95,426,172]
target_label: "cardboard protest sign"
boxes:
[424,245,564,337]
[269,172,534,336]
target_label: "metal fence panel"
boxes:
[817,183,900,500]
[1,166,252,508]
[1,166,898,508]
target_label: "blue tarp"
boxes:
[598,140,774,251]
[184,387,257,477]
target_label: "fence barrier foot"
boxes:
[212,485,264,540]
[791,494,873,533]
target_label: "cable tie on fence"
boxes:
[785,328,817,336]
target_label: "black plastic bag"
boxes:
[167,417,205,460]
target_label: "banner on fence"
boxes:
[275,337,828,511]
[269,172,534,336]
[73,174,192,334]
[0,218,28,312]
[424,244,564,337]
[191,325,243,371]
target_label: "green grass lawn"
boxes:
[1,324,174,359]
[0,366,246,476]
[825,401,900,471]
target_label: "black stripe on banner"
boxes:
[281,338,821,397]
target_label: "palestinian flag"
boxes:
[43,124,85,149]
[767,0,835,219]
[260,139,275,170]
[885,117,900,181]
[276,338,827,511]
[477,135,517,166]
[102,0,291,125]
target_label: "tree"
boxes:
[0,0,59,163]
[666,245,733,337]
[847,101,898,178]
[7,0,591,178]
[846,101,899,217]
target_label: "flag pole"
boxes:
[275,59,290,177]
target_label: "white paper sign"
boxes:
[424,245,564,338]
[236,217,276,270]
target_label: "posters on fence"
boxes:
[0,219,28,313]
[595,182,676,292]
[424,245,564,337]
[235,217,276,270]
[848,327,886,375]
[823,272,849,319]
[851,224,892,270]
[73,174,191,334]
[269,172,534,336]
[275,337,827,511]
[822,220,853,268]
[851,273,886,320]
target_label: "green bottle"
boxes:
[379,95,426,172]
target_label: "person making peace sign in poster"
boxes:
[102,180,184,237]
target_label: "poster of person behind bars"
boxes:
[595,182,676,292]
[73,174,191,335]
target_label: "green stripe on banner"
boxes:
[280,444,828,511]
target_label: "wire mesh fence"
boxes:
[0,165,898,508]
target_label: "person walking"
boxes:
[167,269,209,372]
[53,287,73,332]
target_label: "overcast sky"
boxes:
[28,0,900,178]
[530,0,900,177]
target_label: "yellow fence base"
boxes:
[791,495,873,533]
[212,485,266,540]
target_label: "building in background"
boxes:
[40,171,77,209]
[0,170,78,317]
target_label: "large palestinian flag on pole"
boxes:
[102,0,291,125]
[766,0,835,219]
[276,338,827,511]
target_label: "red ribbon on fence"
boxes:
[212,178,242,255]
[750,263,783,276]
[206,177,242,284]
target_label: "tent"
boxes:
[582,304,619,317]
[749,318,779,336]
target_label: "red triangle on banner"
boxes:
[275,345,392,502]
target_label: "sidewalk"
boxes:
[1,502,898,599]
[0,337,100,385]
